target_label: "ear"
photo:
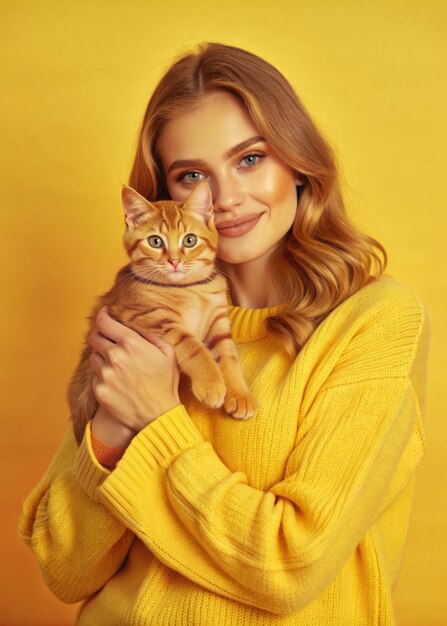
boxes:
[295,173,305,186]
[121,185,157,231]
[182,181,214,224]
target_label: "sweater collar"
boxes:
[227,275,394,344]
[228,303,287,343]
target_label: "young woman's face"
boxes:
[157,91,303,266]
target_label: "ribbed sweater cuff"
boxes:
[95,405,205,512]
[73,421,111,501]
[74,405,203,502]
[122,404,204,470]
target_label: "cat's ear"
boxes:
[182,181,214,225]
[121,185,157,232]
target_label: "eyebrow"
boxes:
[166,135,265,174]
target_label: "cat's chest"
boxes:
[179,299,216,339]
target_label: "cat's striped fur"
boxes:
[68,182,257,445]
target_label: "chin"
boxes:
[218,248,263,265]
[164,272,188,282]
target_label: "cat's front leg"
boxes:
[160,327,227,410]
[204,317,257,420]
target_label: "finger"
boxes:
[91,374,106,404]
[88,331,115,359]
[97,307,173,357]
[91,373,100,392]
[89,351,105,375]
[139,330,173,356]
[96,307,131,344]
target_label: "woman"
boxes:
[19,42,430,625]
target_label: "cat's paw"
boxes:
[192,377,226,409]
[224,390,257,420]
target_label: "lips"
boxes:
[216,213,263,231]
[216,212,264,239]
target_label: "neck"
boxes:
[219,251,283,309]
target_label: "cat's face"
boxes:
[121,182,218,283]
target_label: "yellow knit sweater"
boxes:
[19,275,430,625]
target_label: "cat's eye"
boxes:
[182,234,197,248]
[148,235,164,248]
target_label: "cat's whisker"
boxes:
[136,264,163,278]
[114,265,161,288]
[194,269,213,281]
[189,262,231,281]
[69,195,256,448]
[213,267,231,280]
[115,272,135,288]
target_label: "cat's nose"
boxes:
[168,259,180,269]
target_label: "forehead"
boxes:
[157,92,260,163]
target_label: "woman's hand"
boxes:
[88,307,181,436]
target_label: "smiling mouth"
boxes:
[216,213,264,238]
[216,213,264,231]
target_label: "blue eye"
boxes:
[177,152,266,182]
[240,153,265,167]
[179,171,206,183]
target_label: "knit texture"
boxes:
[18,275,430,625]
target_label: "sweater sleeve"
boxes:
[18,424,135,603]
[73,290,430,616]
[90,430,126,470]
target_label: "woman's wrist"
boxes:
[91,405,136,448]
[132,397,182,431]
[90,430,127,469]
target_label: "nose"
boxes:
[168,259,180,269]
[212,176,244,213]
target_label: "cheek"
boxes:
[251,166,297,207]
[166,181,191,203]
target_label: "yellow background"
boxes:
[1,1,445,624]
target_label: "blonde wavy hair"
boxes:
[129,42,387,358]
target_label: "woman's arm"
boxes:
[74,288,430,615]
[18,307,180,603]
[18,421,134,604]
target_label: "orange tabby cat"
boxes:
[68,181,257,445]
